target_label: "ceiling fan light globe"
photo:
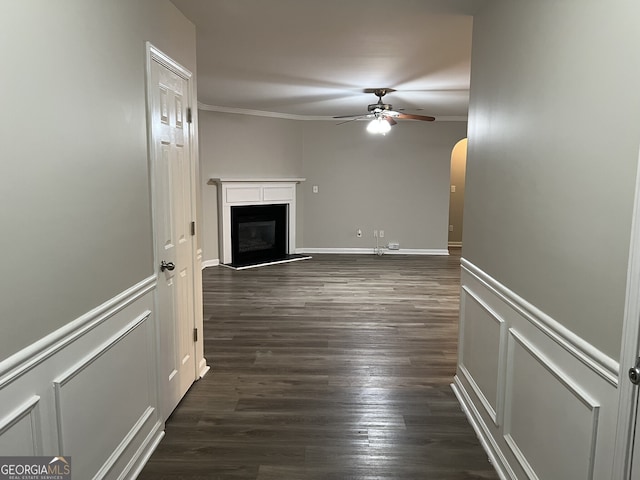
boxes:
[367,118,390,135]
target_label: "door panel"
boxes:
[149,55,196,420]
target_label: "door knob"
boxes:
[160,261,175,272]
[629,357,640,385]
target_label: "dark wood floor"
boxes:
[139,252,498,480]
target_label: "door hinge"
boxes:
[186,107,192,124]
[190,221,196,236]
[193,328,198,342]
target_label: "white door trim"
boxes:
[145,42,206,421]
[613,145,640,479]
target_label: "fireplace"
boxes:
[231,204,287,266]
[212,178,307,268]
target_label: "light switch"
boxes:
[312,185,319,193]
[451,185,456,193]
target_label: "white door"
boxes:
[148,47,197,420]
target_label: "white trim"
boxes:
[94,406,156,479]
[53,311,150,387]
[448,241,463,247]
[123,429,165,480]
[198,359,210,379]
[451,377,514,480]
[209,177,305,184]
[613,144,640,478]
[148,45,192,81]
[0,395,40,436]
[0,276,156,388]
[459,285,508,426]
[198,102,468,122]
[503,328,600,480]
[458,365,498,426]
[297,247,449,256]
[461,258,619,385]
[0,395,42,455]
[202,259,220,269]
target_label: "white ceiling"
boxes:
[170,0,480,120]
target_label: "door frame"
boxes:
[144,42,206,421]
[613,145,640,478]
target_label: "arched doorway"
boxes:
[448,138,468,250]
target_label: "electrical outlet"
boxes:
[379,230,384,238]
[312,185,319,193]
[449,225,454,232]
[356,229,362,238]
[374,230,378,238]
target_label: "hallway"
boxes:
[139,253,497,479]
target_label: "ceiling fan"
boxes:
[334,88,435,133]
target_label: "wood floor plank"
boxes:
[138,252,498,479]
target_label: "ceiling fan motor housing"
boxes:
[368,103,392,112]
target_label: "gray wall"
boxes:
[198,112,466,260]
[302,121,467,250]
[464,1,640,358]
[0,1,196,362]
[198,111,304,261]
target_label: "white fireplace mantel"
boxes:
[211,178,305,264]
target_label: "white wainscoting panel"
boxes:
[53,312,154,478]
[458,287,506,426]
[454,259,620,480]
[0,277,163,479]
[0,396,42,455]
[504,329,599,480]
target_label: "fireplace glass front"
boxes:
[231,204,287,266]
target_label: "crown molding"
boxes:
[197,102,467,122]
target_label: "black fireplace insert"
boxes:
[230,204,288,267]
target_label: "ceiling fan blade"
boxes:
[336,116,367,125]
[396,113,435,122]
[384,117,397,126]
[333,113,368,119]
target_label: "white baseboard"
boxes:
[198,358,211,379]
[296,247,449,255]
[448,241,463,247]
[124,428,165,480]
[201,259,220,269]
[451,377,513,480]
